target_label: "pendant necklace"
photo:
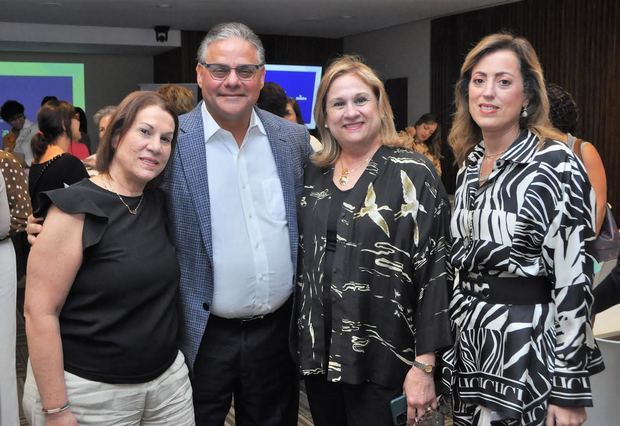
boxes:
[338,157,370,186]
[479,148,506,184]
[102,176,144,215]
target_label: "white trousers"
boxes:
[23,350,195,425]
[0,239,18,426]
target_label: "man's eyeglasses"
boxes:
[199,63,263,81]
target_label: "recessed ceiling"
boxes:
[3,0,519,38]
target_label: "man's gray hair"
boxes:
[197,22,265,65]
[93,105,116,124]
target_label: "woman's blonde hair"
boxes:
[313,55,400,167]
[448,33,561,165]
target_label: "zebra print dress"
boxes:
[444,130,604,425]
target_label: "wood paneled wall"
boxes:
[154,30,343,91]
[431,0,620,221]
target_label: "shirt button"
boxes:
[255,243,260,248]
[202,303,210,311]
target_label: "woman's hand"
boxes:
[403,354,437,425]
[46,409,79,426]
[546,404,586,426]
[26,214,44,245]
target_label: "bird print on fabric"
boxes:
[395,170,427,245]
[354,182,391,237]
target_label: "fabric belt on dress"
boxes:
[209,296,292,327]
[459,274,552,305]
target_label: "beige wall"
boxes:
[343,19,430,127]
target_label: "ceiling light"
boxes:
[41,1,62,6]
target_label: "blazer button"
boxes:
[202,303,210,311]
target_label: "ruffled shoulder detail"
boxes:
[37,179,109,249]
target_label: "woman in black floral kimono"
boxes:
[296,55,453,426]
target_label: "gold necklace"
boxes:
[102,176,144,215]
[483,149,506,160]
[338,157,370,186]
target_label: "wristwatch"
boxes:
[412,360,435,375]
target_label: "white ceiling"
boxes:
[1,0,518,39]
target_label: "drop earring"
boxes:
[521,105,528,118]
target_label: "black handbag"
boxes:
[590,203,620,262]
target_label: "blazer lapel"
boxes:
[257,109,298,260]
[177,104,214,263]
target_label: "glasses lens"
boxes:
[236,65,256,80]
[208,65,231,80]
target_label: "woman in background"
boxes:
[400,113,442,175]
[446,33,603,426]
[546,82,607,235]
[23,91,194,425]
[0,169,19,426]
[28,101,89,213]
[285,97,304,125]
[74,107,92,154]
[284,97,322,152]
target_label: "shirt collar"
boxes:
[466,129,539,166]
[200,102,266,143]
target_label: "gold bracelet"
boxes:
[42,401,70,415]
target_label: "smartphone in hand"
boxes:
[390,394,407,426]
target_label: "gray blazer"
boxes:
[163,103,311,370]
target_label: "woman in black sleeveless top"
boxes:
[28,101,88,213]
[23,91,195,425]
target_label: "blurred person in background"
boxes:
[74,107,92,154]
[547,82,607,235]
[0,147,31,285]
[0,168,20,426]
[157,84,197,116]
[257,81,289,118]
[1,100,38,168]
[68,107,91,160]
[284,97,322,152]
[82,105,117,171]
[28,101,89,213]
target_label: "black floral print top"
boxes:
[296,145,453,387]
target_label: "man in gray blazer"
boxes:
[163,22,310,425]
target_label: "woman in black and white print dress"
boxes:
[444,33,604,426]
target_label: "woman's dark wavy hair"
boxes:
[96,91,179,189]
[414,112,443,159]
[288,97,305,125]
[31,100,75,162]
